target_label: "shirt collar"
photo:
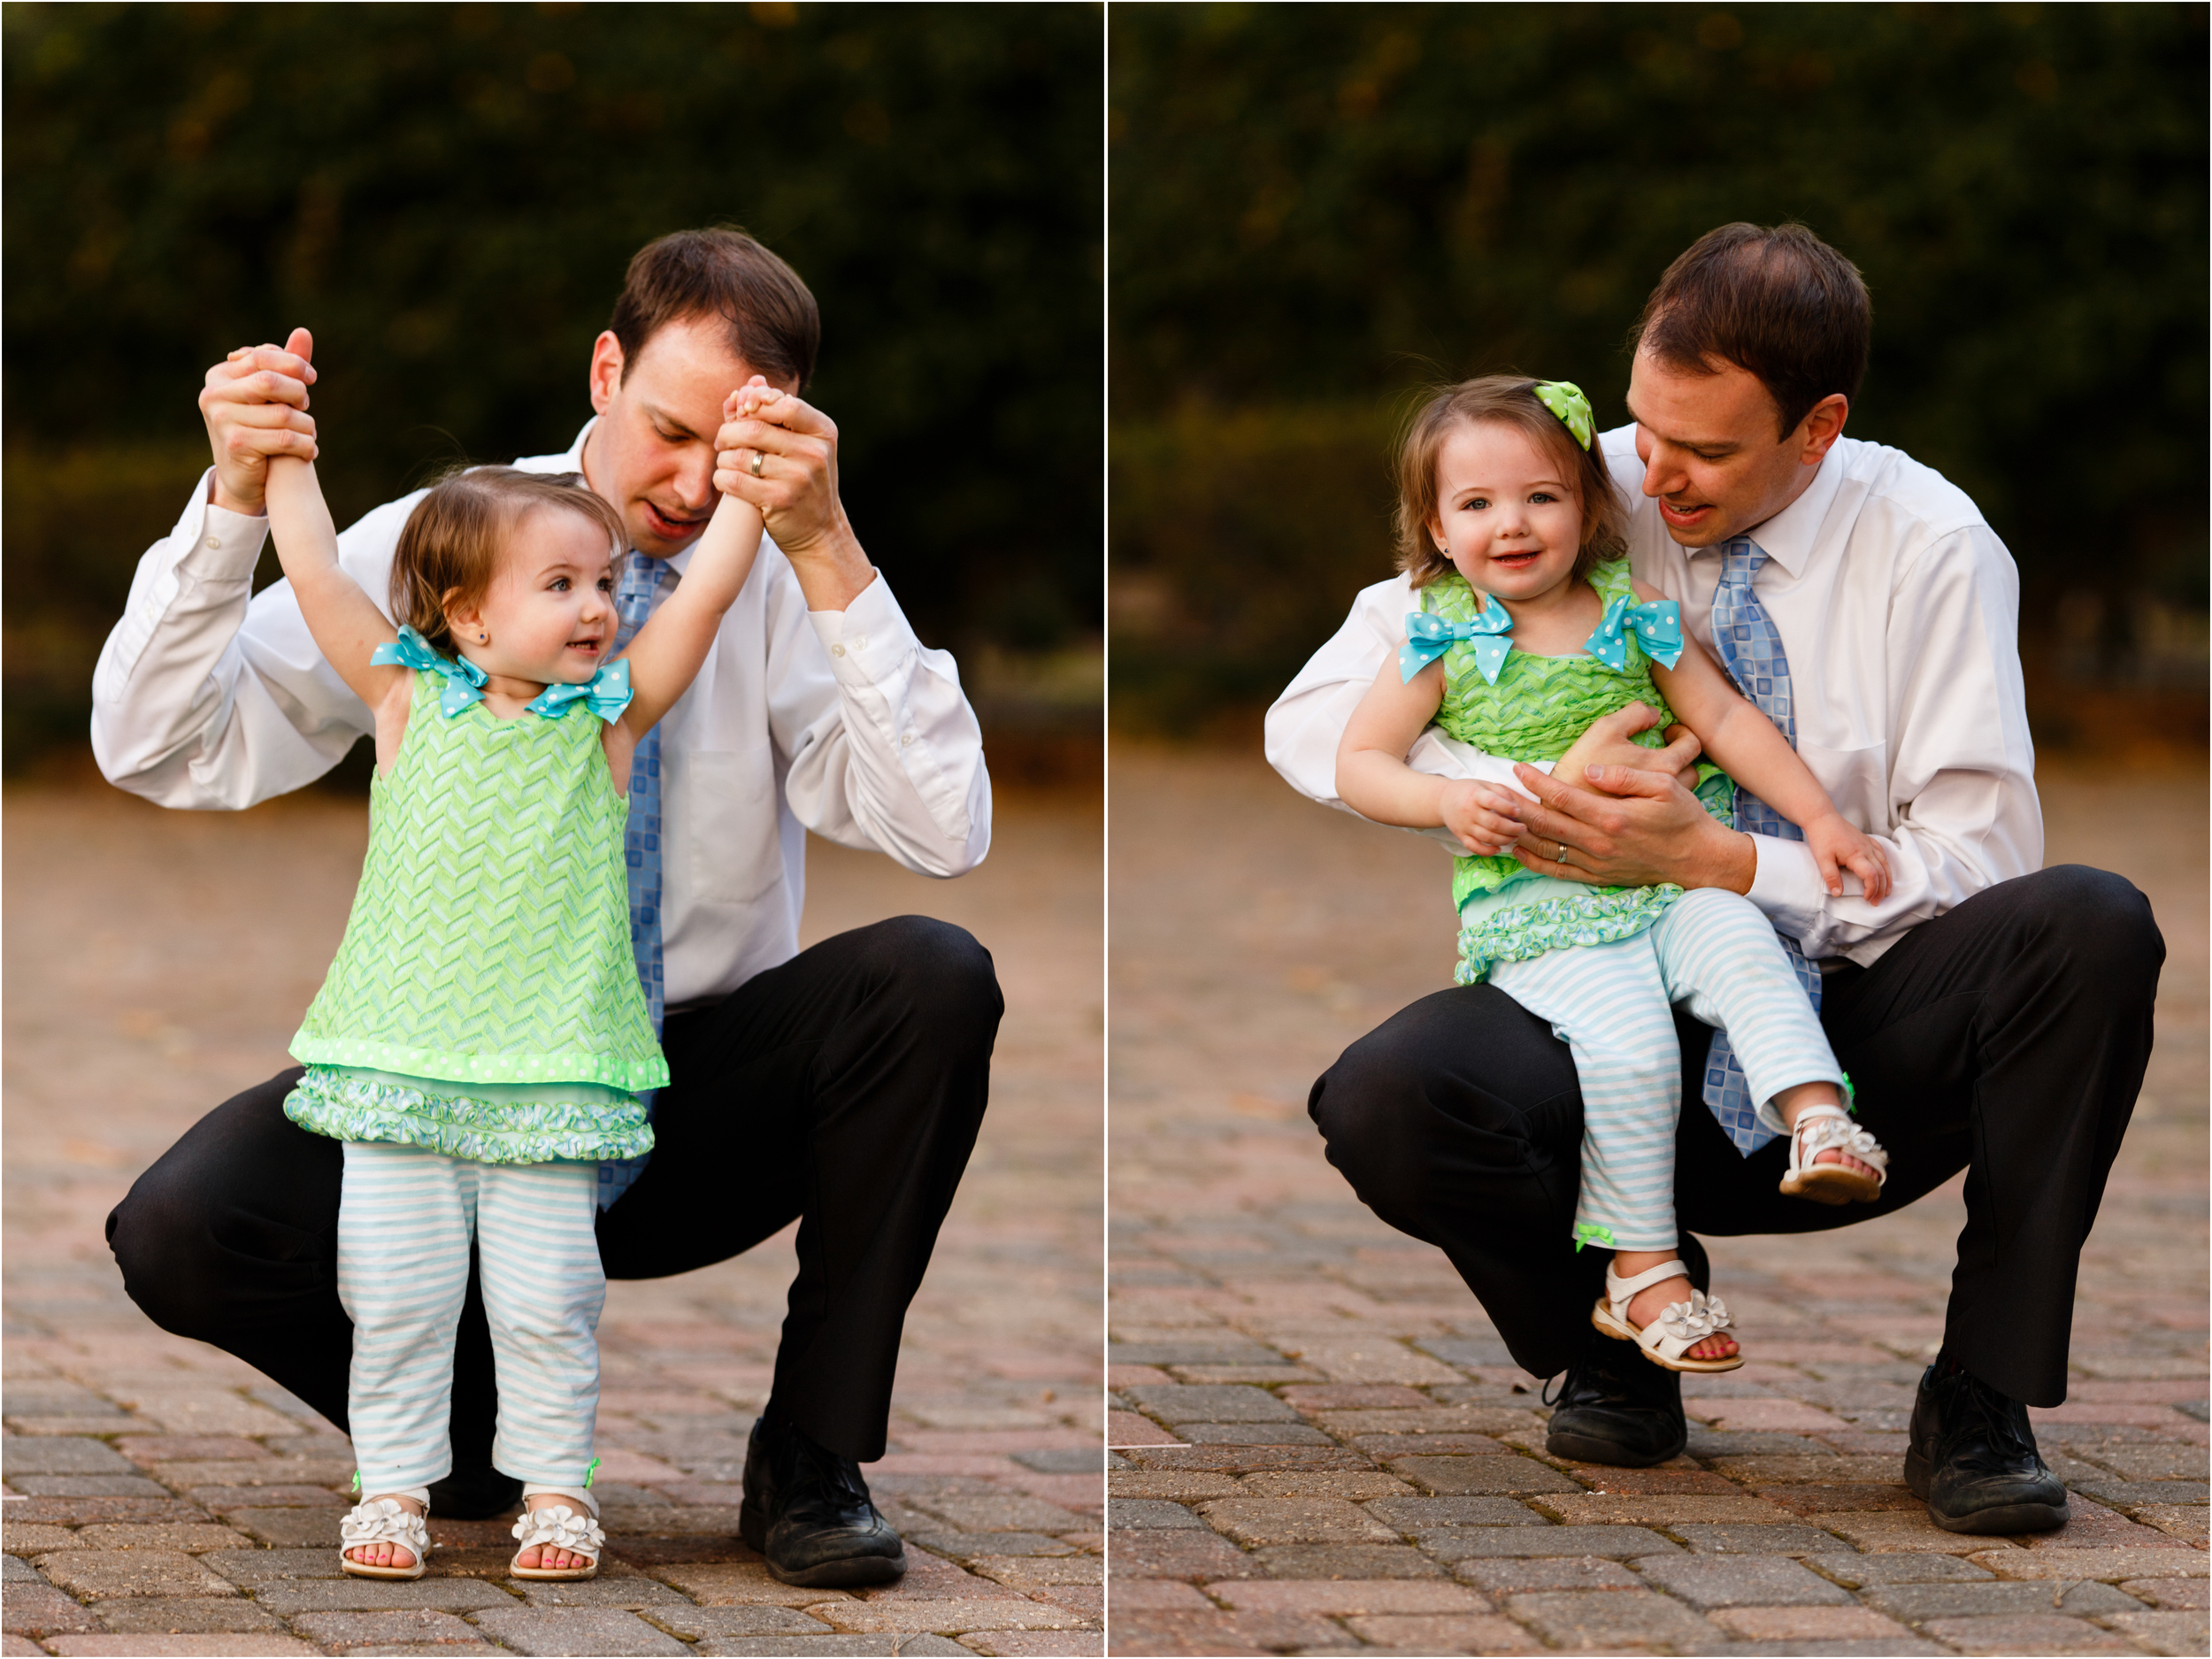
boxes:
[1710,446,1846,577]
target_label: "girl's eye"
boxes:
[549,577,570,591]
[1530,491,1556,504]
[1464,496,1488,511]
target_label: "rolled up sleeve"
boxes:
[1748,526,2042,965]
[775,572,991,878]
[91,471,374,809]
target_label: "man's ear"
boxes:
[588,331,626,418]
[1795,394,1849,467]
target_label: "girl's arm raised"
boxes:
[615,488,765,736]
[1642,580,1890,902]
[263,449,407,716]
[1337,656,1524,856]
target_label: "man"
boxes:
[96,228,1002,1586]
[1267,223,2161,1535]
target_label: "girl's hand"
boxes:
[1440,780,1525,856]
[1805,812,1891,903]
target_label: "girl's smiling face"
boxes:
[1426,419,1586,604]
[447,506,620,687]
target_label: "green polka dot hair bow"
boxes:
[1533,380,1594,450]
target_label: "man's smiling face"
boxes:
[1625,343,1844,549]
[582,312,795,559]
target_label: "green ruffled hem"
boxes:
[289,1033,668,1093]
[283,1065,655,1164]
[1456,885,1685,985]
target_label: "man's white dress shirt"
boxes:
[1264,426,2041,967]
[92,421,992,1011]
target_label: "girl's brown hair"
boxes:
[389,467,628,654]
[1394,375,1628,589]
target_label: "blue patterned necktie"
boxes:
[598,549,673,1207]
[1701,536,1823,1156]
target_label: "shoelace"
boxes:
[785,1427,873,1509]
[1948,1369,2039,1459]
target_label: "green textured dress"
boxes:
[283,664,664,1164]
[1420,561,1736,986]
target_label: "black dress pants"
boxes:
[106,916,1002,1465]
[1309,866,2162,1407]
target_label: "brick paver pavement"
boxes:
[4,779,1103,1656]
[1108,745,2207,1656]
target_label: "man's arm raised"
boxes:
[93,327,390,809]
[714,380,992,879]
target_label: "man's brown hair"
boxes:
[1628,222,1870,439]
[1395,376,1628,589]
[609,227,820,391]
[390,467,626,655]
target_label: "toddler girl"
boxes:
[1336,375,1891,1372]
[261,347,764,1579]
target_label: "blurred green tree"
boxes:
[4,1,1102,763]
[1110,3,2207,731]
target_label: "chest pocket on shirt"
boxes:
[680,748,782,907]
[1793,739,1889,832]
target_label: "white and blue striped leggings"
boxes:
[1487,887,1844,1253]
[337,1142,603,1494]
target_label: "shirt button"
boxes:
[831,643,846,657]
[901,733,913,747]
[206,536,221,549]
[852,634,869,651]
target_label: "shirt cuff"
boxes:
[193,490,273,580]
[1744,833,1826,943]
[806,570,904,682]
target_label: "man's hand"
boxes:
[1551,703,1702,787]
[714,379,872,611]
[1507,762,1755,894]
[1440,780,1525,856]
[199,327,319,515]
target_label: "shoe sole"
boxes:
[1904,1441,2070,1533]
[765,1548,908,1587]
[1779,1169,1880,1204]
[1926,1498,2070,1534]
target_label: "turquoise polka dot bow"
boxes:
[1400,592,1518,686]
[1533,380,1594,450]
[524,657,635,724]
[1585,595,1686,672]
[371,625,488,718]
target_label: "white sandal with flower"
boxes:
[340,1491,432,1579]
[1590,1258,1744,1373]
[510,1486,606,1581]
[1780,1102,1888,1205]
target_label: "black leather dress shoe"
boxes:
[1544,1333,1687,1467]
[426,1466,524,1520]
[739,1414,908,1586]
[1904,1358,2070,1534]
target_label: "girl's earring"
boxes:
[479,630,489,643]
